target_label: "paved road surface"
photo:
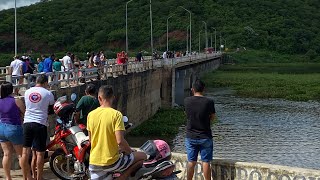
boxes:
[0,163,59,180]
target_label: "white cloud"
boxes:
[0,0,40,11]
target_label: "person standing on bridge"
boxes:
[62,52,72,72]
[20,75,55,180]
[0,82,26,180]
[136,51,144,62]
[184,79,216,180]
[10,55,24,95]
[74,83,99,126]
[43,54,55,73]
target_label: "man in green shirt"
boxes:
[75,84,100,125]
[52,58,63,72]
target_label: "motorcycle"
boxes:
[48,94,91,179]
[49,94,180,180]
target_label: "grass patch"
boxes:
[129,108,186,137]
[227,49,315,64]
[203,63,320,101]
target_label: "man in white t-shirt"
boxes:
[10,56,24,95]
[62,52,72,71]
[163,51,167,59]
[10,56,23,76]
[20,74,55,180]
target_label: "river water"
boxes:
[170,88,320,170]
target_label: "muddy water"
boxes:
[171,88,320,170]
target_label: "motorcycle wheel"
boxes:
[49,149,75,180]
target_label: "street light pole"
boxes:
[219,32,222,52]
[212,27,216,53]
[202,21,208,49]
[14,0,17,56]
[186,25,190,53]
[179,6,192,54]
[199,30,202,53]
[211,33,213,48]
[126,0,134,53]
[150,0,153,57]
[166,14,174,52]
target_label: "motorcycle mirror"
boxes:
[71,93,77,102]
[123,116,129,123]
[56,119,63,124]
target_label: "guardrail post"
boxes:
[24,73,31,89]
[74,69,79,86]
[103,65,108,80]
[6,74,12,83]
[6,66,11,75]
[66,71,70,87]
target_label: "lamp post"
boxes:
[179,6,192,54]
[150,0,153,57]
[199,30,202,53]
[166,14,174,52]
[186,25,190,53]
[14,0,17,56]
[212,27,217,53]
[202,21,208,49]
[125,0,134,53]
[219,32,222,52]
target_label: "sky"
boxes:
[0,0,40,11]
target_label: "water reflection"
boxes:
[172,88,320,170]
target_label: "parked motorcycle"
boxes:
[49,95,91,179]
[48,95,180,180]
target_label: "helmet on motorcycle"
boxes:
[53,100,74,120]
[140,140,172,168]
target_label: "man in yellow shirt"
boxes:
[87,85,147,180]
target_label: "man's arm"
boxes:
[210,113,216,121]
[88,131,91,142]
[115,130,132,155]
[210,100,217,122]
[74,98,84,124]
[19,64,23,75]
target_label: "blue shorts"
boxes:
[0,122,23,145]
[185,138,213,162]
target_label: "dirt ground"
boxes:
[0,163,60,180]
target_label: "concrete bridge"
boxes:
[2,53,320,178]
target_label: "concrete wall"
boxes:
[171,153,320,180]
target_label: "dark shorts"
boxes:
[185,138,213,162]
[0,122,23,145]
[23,122,47,152]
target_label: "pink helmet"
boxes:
[140,140,172,168]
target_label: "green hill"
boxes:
[0,0,319,57]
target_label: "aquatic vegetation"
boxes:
[129,108,186,137]
[203,63,320,101]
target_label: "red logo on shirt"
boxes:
[29,93,42,103]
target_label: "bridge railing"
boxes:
[1,52,221,93]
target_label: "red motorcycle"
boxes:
[48,96,91,180]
